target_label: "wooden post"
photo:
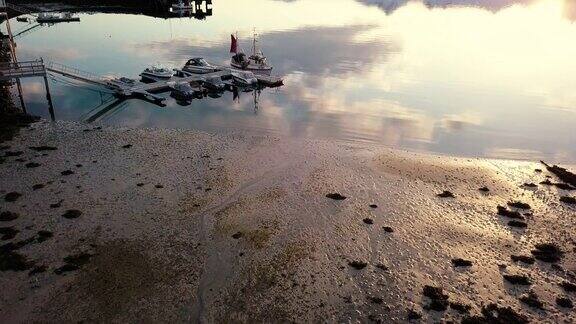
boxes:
[15,78,26,113]
[43,75,55,121]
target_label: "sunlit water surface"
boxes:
[10,0,576,161]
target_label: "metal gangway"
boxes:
[45,61,109,87]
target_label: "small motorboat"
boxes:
[36,12,80,24]
[183,58,221,74]
[231,71,258,87]
[140,65,173,80]
[172,0,194,10]
[106,77,137,90]
[230,32,273,75]
[202,75,226,91]
[169,81,203,100]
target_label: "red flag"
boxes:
[230,34,238,53]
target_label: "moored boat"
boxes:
[36,12,80,24]
[231,71,258,86]
[182,58,221,74]
[230,32,273,75]
[140,65,173,80]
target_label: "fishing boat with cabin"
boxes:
[230,31,273,75]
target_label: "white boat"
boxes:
[172,0,194,10]
[182,58,221,74]
[230,32,273,75]
[231,71,258,86]
[140,65,173,80]
[37,12,80,24]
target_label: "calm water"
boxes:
[9,0,576,161]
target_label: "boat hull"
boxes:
[230,62,272,76]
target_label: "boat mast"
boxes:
[252,28,257,56]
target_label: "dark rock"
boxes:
[541,161,576,187]
[407,309,422,320]
[560,196,576,205]
[437,191,455,198]
[54,263,79,274]
[28,265,47,276]
[32,184,44,190]
[472,303,528,324]
[36,230,53,242]
[369,204,378,209]
[535,168,542,173]
[511,255,535,264]
[519,291,544,309]
[556,297,573,309]
[232,232,242,239]
[4,151,23,157]
[369,296,383,304]
[560,281,576,292]
[507,201,531,209]
[531,243,563,263]
[497,206,524,219]
[326,193,346,200]
[383,226,394,233]
[423,285,449,311]
[50,200,63,208]
[4,192,22,202]
[0,227,18,240]
[25,162,41,168]
[136,183,145,187]
[62,210,82,219]
[122,144,133,149]
[363,218,374,225]
[75,164,82,168]
[503,274,531,285]
[29,146,57,151]
[0,211,19,222]
[523,183,537,188]
[450,302,471,313]
[60,170,74,176]
[155,184,164,189]
[348,260,368,270]
[508,220,528,228]
[479,186,490,192]
[376,263,388,271]
[452,258,472,267]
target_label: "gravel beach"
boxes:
[1,120,575,323]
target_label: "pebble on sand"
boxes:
[369,204,378,209]
[61,170,74,176]
[122,144,133,149]
[326,193,346,200]
[25,162,41,168]
[497,206,524,219]
[32,184,45,190]
[0,227,19,240]
[29,146,57,151]
[478,186,490,192]
[519,291,544,310]
[363,218,374,225]
[383,226,394,233]
[510,255,535,264]
[232,232,243,239]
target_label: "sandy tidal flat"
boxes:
[0,121,575,323]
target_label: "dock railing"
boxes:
[45,61,108,86]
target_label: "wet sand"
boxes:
[0,120,575,323]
